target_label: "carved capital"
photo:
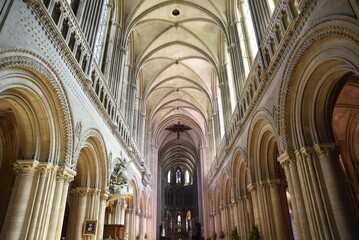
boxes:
[89,188,100,196]
[247,183,257,192]
[267,178,281,188]
[278,151,295,168]
[227,43,236,50]
[72,187,89,197]
[298,146,316,162]
[13,160,39,175]
[57,167,76,183]
[38,163,56,177]
[101,190,110,201]
[314,144,338,160]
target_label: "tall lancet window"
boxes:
[176,169,181,183]
[184,170,190,185]
[93,0,109,64]
[177,214,182,232]
[167,170,171,183]
[242,0,258,59]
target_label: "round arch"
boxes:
[0,52,73,235]
[74,128,108,190]
[278,17,359,151]
[0,51,73,165]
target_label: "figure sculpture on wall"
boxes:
[107,160,133,205]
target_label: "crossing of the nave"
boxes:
[0,0,359,239]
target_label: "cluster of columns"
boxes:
[0,160,75,240]
[0,159,116,240]
[66,187,108,240]
[106,198,127,225]
[248,179,293,240]
[209,144,359,240]
[125,207,151,240]
[278,144,357,239]
[210,196,254,240]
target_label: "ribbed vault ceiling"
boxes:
[125,0,227,168]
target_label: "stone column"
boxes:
[126,208,137,240]
[209,213,214,237]
[125,208,130,239]
[224,205,230,238]
[120,199,127,225]
[214,211,221,237]
[54,168,76,239]
[268,179,286,240]
[298,147,332,239]
[113,200,120,224]
[143,213,147,237]
[135,208,140,237]
[237,197,246,239]
[97,190,109,240]
[0,160,39,240]
[47,168,66,239]
[32,164,60,239]
[47,168,75,238]
[219,204,225,235]
[258,182,271,239]
[248,183,260,229]
[315,144,358,239]
[279,152,309,240]
[231,199,239,231]
[245,195,254,234]
[67,187,89,239]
